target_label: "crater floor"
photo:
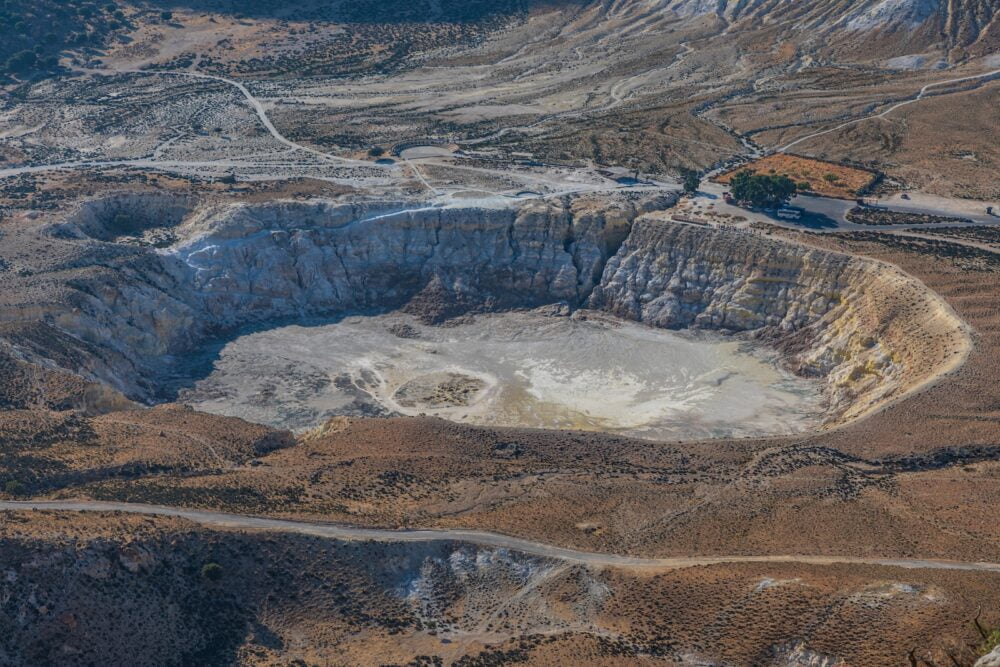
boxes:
[180,309,825,439]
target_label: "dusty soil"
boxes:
[748,80,1000,200]
[1,2,998,664]
[1,509,997,666]
[180,310,825,438]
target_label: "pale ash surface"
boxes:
[180,310,824,438]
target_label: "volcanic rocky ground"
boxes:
[1,0,999,665]
[0,186,996,665]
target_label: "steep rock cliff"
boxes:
[168,199,629,327]
[7,197,643,402]
[589,220,970,422]
[0,195,969,427]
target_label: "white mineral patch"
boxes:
[181,310,825,439]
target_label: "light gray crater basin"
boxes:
[180,309,825,440]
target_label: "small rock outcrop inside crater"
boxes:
[393,372,487,409]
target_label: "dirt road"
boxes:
[4,500,999,574]
[778,68,1000,153]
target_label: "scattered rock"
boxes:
[977,646,1000,667]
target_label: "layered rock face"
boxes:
[589,221,970,421]
[590,221,857,331]
[1,197,640,403]
[0,194,969,427]
[169,198,633,328]
[661,0,997,53]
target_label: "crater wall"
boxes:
[1,197,640,402]
[0,195,970,427]
[169,198,633,328]
[589,220,971,422]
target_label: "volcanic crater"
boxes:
[0,191,971,441]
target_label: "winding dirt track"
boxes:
[4,500,1000,574]
[102,67,372,167]
[778,68,1000,153]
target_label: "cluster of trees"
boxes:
[679,168,700,195]
[5,50,56,74]
[4,480,26,496]
[729,170,797,207]
[339,0,525,23]
[0,0,123,77]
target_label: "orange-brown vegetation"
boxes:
[716,154,877,199]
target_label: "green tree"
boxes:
[679,168,700,195]
[4,480,26,496]
[729,170,797,207]
[5,49,36,74]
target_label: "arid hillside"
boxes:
[0,197,998,664]
[2,509,999,666]
[1,0,999,665]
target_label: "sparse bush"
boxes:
[201,562,223,581]
[160,10,173,20]
[975,610,1000,658]
[981,629,1000,656]
[4,480,26,496]
[5,49,36,73]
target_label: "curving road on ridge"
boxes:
[3,500,1000,574]
[86,67,375,168]
[778,68,1000,153]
